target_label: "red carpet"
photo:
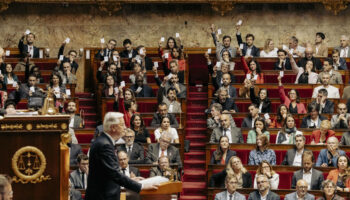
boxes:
[76,93,97,129]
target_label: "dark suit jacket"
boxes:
[120,49,137,59]
[150,113,179,128]
[337,58,348,70]
[210,98,238,113]
[210,126,244,143]
[210,149,237,164]
[164,82,186,99]
[291,168,324,190]
[274,58,292,70]
[250,87,271,113]
[58,44,79,73]
[300,115,327,128]
[209,169,252,188]
[311,100,334,114]
[9,83,46,100]
[85,132,142,200]
[236,34,260,57]
[297,57,322,71]
[70,189,83,200]
[241,117,253,128]
[96,68,122,84]
[248,190,280,200]
[130,84,154,97]
[163,65,185,84]
[281,148,309,166]
[18,39,39,58]
[117,143,145,164]
[149,166,163,177]
[95,48,114,60]
[145,143,182,168]
[120,166,140,177]
[69,143,83,166]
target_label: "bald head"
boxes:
[220,114,230,129]
[305,47,313,59]
[296,179,308,197]
[340,35,349,48]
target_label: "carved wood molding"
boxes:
[0,0,349,15]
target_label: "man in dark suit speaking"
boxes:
[85,112,158,200]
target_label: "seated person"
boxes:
[117,151,140,178]
[253,161,279,189]
[311,89,334,114]
[326,155,350,192]
[69,154,89,189]
[239,53,264,83]
[260,39,278,57]
[149,156,178,179]
[247,117,270,144]
[282,134,308,166]
[290,51,318,84]
[209,156,252,188]
[94,39,116,60]
[133,45,153,70]
[239,78,259,98]
[310,120,335,145]
[118,88,138,128]
[235,24,260,57]
[14,52,35,72]
[214,175,245,200]
[9,74,45,100]
[268,104,289,128]
[154,116,179,143]
[209,114,243,143]
[68,142,83,166]
[278,75,306,114]
[297,46,323,70]
[157,77,181,113]
[150,103,179,128]
[331,103,350,129]
[241,103,259,128]
[335,35,350,58]
[116,128,144,164]
[217,73,237,99]
[210,24,237,60]
[318,180,345,200]
[97,62,121,84]
[0,64,18,85]
[130,74,154,97]
[0,90,7,109]
[58,61,77,84]
[29,66,44,84]
[48,73,67,99]
[286,180,315,200]
[210,88,238,113]
[248,134,276,165]
[120,39,137,59]
[250,87,271,113]
[66,101,84,129]
[292,150,324,190]
[18,31,39,58]
[210,136,236,165]
[313,32,328,58]
[129,62,146,84]
[332,49,347,70]
[145,133,182,168]
[340,118,350,146]
[316,137,346,167]
[0,100,17,115]
[207,103,236,130]
[163,56,185,84]
[301,102,327,128]
[130,114,151,144]
[286,36,306,57]
[248,175,279,200]
[161,73,186,99]
[57,41,79,73]
[276,114,303,144]
[102,75,118,97]
[206,55,236,92]
[312,73,340,99]
[274,49,292,70]
[317,58,343,84]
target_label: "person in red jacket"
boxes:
[278,75,306,114]
[310,120,335,145]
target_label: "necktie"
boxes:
[161,150,165,157]
[223,129,227,137]
[81,172,85,189]
[122,169,126,175]
[127,146,132,157]
[229,194,233,200]
[107,50,110,57]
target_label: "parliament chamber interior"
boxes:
[1,0,350,200]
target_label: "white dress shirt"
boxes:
[292,150,303,166]
[302,169,312,190]
[28,45,34,58]
[312,85,340,99]
[158,147,168,157]
[222,127,233,143]
[246,47,252,56]
[341,47,349,58]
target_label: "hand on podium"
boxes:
[141,182,159,190]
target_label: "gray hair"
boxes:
[103,112,124,133]
[0,174,11,193]
[321,179,336,190]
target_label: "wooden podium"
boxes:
[0,115,70,200]
[138,181,182,200]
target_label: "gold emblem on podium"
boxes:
[11,146,51,184]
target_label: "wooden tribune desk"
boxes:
[139,181,182,200]
[0,115,70,200]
